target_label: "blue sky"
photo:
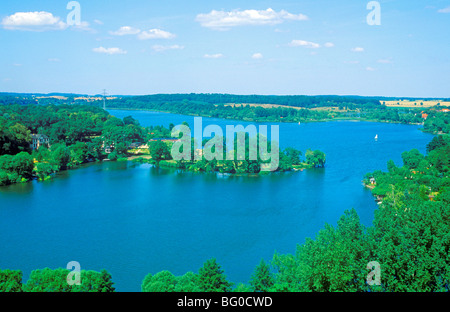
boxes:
[0,0,449,97]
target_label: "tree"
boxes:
[123,115,139,126]
[175,272,201,292]
[305,149,326,168]
[198,258,232,292]
[141,271,176,292]
[23,268,115,292]
[401,149,424,169]
[249,259,274,292]
[0,269,23,292]
[149,140,171,163]
[426,135,449,154]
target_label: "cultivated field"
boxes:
[382,100,450,108]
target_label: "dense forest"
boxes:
[0,104,148,185]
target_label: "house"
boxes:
[129,142,142,149]
[30,134,50,150]
[421,112,428,119]
[439,109,450,113]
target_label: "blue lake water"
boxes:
[0,110,434,291]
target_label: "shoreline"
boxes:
[106,107,425,127]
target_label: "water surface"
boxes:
[0,110,434,291]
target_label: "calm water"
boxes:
[0,110,434,291]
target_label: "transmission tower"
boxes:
[102,89,107,110]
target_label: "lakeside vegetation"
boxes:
[0,100,325,186]
[2,135,449,292]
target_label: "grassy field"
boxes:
[382,100,450,108]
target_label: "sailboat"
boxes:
[375,134,378,140]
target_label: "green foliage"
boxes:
[401,149,424,169]
[249,259,274,292]
[0,269,23,292]
[198,258,233,292]
[0,152,34,185]
[149,140,171,163]
[141,270,177,292]
[305,149,326,168]
[423,112,450,134]
[141,271,201,292]
[22,268,115,292]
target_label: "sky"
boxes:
[0,0,449,98]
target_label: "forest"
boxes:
[0,103,148,185]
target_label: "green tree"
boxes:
[141,271,177,292]
[249,259,274,292]
[0,269,23,292]
[149,140,171,163]
[198,258,232,292]
[401,149,424,169]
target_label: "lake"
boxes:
[0,110,434,291]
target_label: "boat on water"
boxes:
[375,134,378,140]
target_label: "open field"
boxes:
[224,103,349,112]
[382,100,450,108]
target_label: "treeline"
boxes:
[423,111,450,134]
[0,268,114,292]
[0,104,150,185]
[100,97,338,123]
[107,94,382,108]
[144,131,326,174]
[360,105,424,124]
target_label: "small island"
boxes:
[133,138,326,174]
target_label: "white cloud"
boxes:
[71,21,92,32]
[438,6,450,13]
[251,53,263,59]
[196,8,308,30]
[289,40,321,48]
[93,47,127,55]
[94,19,104,25]
[48,58,61,62]
[204,53,224,59]
[1,11,67,31]
[152,44,184,52]
[344,60,360,64]
[351,47,364,52]
[324,42,334,48]
[366,67,376,71]
[138,29,175,40]
[110,26,141,36]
